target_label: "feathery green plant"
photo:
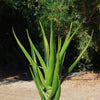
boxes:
[12,20,92,100]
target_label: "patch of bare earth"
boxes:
[0,71,100,100]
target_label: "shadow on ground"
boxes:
[0,67,33,85]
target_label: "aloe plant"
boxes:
[12,20,92,100]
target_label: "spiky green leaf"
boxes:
[39,21,49,67]
[60,23,81,60]
[26,29,47,76]
[61,33,93,83]
[47,20,56,86]
[29,67,46,100]
[48,36,61,99]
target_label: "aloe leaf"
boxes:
[58,36,62,52]
[12,28,37,70]
[29,67,46,100]
[61,33,93,83]
[30,43,37,64]
[68,33,93,75]
[37,67,51,91]
[32,65,46,91]
[12,28,45,99]
[12,28,43,89]
[54,86,61,100]
[30,62,46,97]
[48,37,61,99]
[29,67,35,79]
[39,21,49,67]
[26,29,47,75]
[64,23,72,44]
[54,78,61,100]
[47,20,56,86]
[26,29,50,90]
[60,23,81,60]
[60,23,80,74]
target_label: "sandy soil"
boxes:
[0,72,100,100]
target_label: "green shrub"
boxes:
[5,0,99,70]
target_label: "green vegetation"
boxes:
[0,0,100,100]
[0,0,99,99]
[12,20,92,100]
[1,0,99,70]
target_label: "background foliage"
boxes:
[0,0,100,73]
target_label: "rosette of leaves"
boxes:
[12,20,92,100]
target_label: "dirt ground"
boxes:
[0,71,100,100]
